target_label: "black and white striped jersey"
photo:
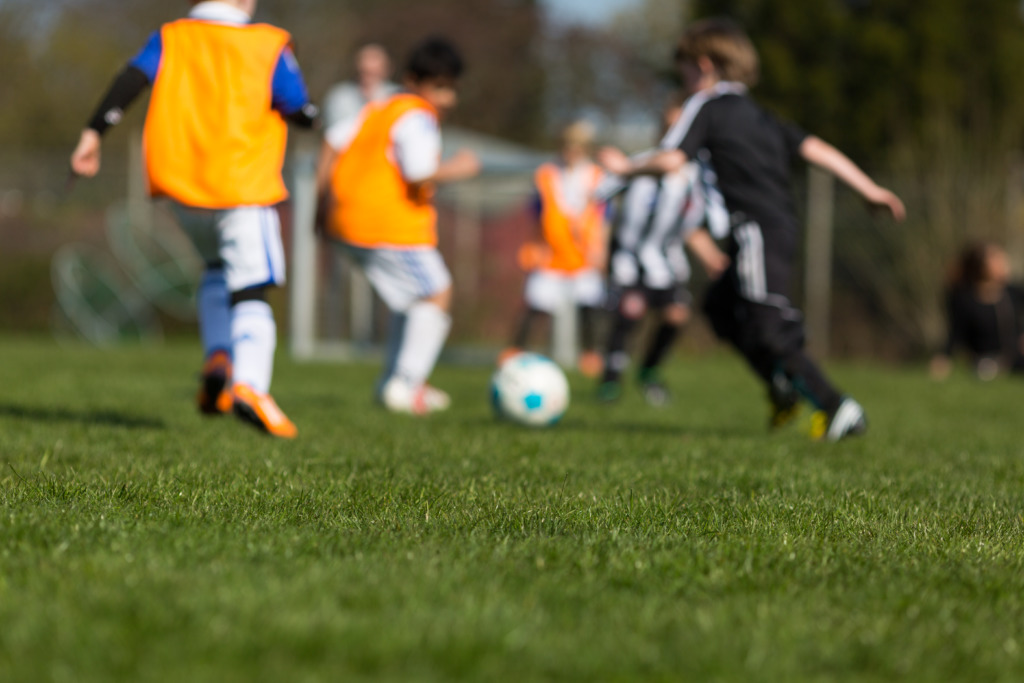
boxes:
[608,161,727,290]
[669,82,809,236]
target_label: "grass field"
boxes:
[1,337,1023,682]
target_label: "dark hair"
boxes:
[405,37,464,83]
[951,241,1002,287]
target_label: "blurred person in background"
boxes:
[930,242,1024,381]
[597,94,730,406]
[505,120,609,378]
[322,43,399,131]
[69,0,318,439]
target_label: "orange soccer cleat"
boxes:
[231,383,298,439]
[497,346,523,367]
[577,350,604,379]
[197,350,233,415]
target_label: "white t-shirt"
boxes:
[555,162,599,216]
[322,81,399,130]
[325,108,441,184]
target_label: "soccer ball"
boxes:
[491,352,570,427]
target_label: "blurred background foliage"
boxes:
[2,0,1024,357]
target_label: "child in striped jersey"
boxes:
[598,95,729,405]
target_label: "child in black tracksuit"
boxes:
[598,18,906,441]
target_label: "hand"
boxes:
[864,185,906,222]
[444,149,482,182]
[701,251,731,280]
[929,354,952,381]
[597,146,632,176]
[685,229,730,280]
[70,129,102,178]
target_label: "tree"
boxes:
[690,0,1024,353]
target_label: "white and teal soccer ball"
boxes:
[491,352,570,427]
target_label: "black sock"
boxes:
[640,322,684,376]
[579,306,600,351]
[513,308,543,348]
[602,312,638,383]
[781,352,843,414]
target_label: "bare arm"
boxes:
[314,139,339,234]
[597,147,687,178]
[422,149,481,185]
[315,139,339,198]
[800,136,906,221]
[684,229,730,280]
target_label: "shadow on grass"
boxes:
[0,403,165,430]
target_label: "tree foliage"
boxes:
[691,0,1024,162]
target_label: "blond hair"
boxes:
[561,120,597,147]
[676,18,760,88]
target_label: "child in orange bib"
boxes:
[507,121,609,377]
[316,37,481,415]
[70,0,318,438]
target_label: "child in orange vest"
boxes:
[70,0,318,438]
[508,121,609,377]
[317,37,481,415]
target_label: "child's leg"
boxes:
[579,306,601,351]
[393,286,452,387]
[518,270,560,351]
[512,307,546,349]
[230,288,277,394]
[197,268,232,359]
[600,289,645,388]
[215,205,295,437]
[171,204,232,362]
[351,246,453,411]
[739,299,844,416]
[639,291,690,377]
[574,270,606,378]
[217,206,286,396]
[377,311,407,396]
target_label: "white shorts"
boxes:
[344,245,452,313]
[171,203,286,293]
[524,269,605,314]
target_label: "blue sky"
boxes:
[541,0,639,26]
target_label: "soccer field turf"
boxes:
[1,338,1023,682]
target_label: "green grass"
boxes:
[1,337,1023,682]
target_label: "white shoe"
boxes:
[381,377,450,415]
[826,397,867,442]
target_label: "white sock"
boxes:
[231,300,276,393]
[197,269,232,357]
[394,301,451,387]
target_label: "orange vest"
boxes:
[534,162,606,273]
[143,20,292,209]
[328,95,439,248]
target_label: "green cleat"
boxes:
[596,381,623,403]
